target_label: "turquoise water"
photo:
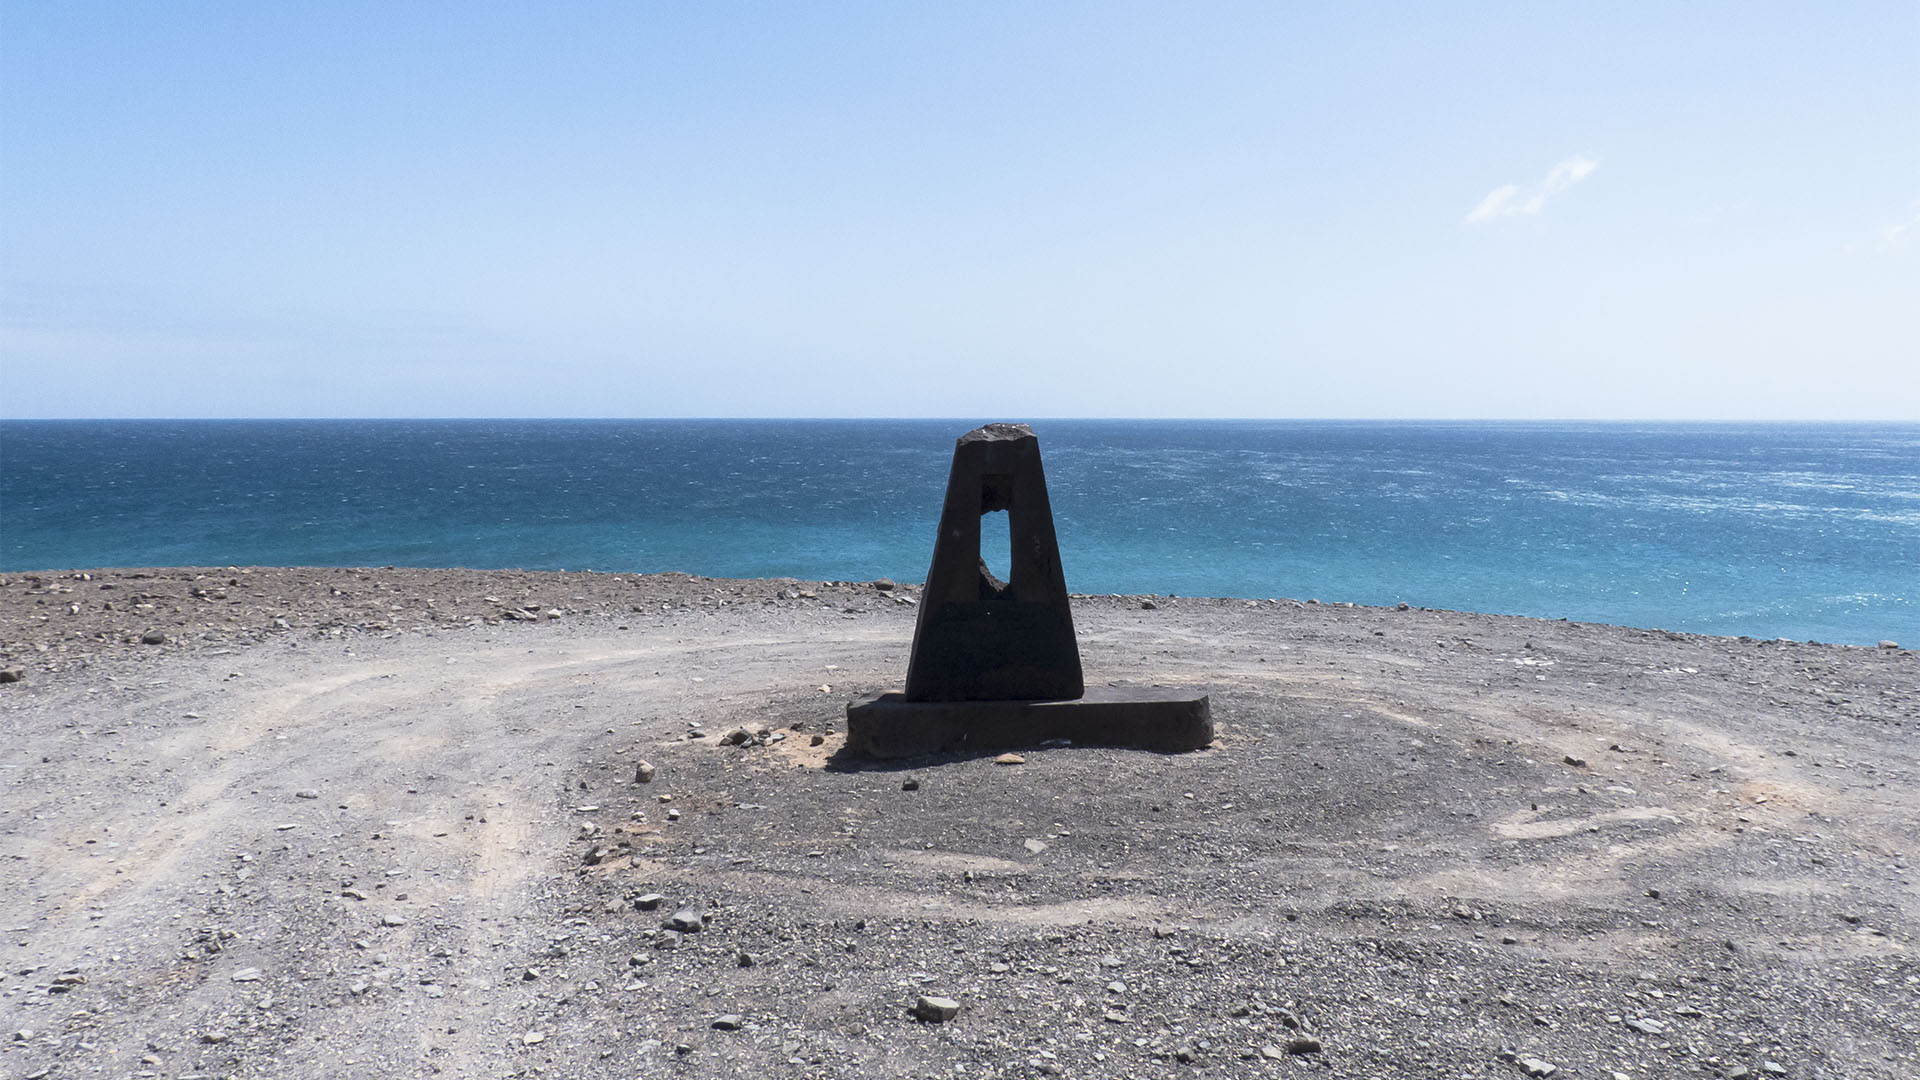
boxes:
[1,419,1914,645]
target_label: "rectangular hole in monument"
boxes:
[980,509,1011,585]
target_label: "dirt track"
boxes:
[1,568,1916,1079]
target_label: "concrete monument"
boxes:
[846,423,1211,757]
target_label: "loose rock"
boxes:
[912,995,960,1022]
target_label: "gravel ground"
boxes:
[1,566,1916,1079]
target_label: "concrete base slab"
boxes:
[845,686,1211,758]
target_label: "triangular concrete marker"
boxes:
[904,423,1083,702]
[846,423,1212,758]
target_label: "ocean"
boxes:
[1,419,1914,646]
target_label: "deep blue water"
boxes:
[1,419,1915,646]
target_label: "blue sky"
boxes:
[3,2,1916,419]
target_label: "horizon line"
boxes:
[5,415,1918,425]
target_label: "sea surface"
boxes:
[2,420,1915,646]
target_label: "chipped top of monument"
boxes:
[957,422,1036,444]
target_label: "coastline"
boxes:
[1,566,1915,1077]
[0,565,1904,671]
[9,418,1915,647]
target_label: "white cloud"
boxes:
[1883,201,1920,249]
[1466,155,1600,224]
[1465,184,1525,224]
